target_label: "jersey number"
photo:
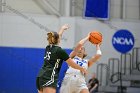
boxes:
[46,52,51,60]
[76,61,83,66]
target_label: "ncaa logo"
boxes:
[112,29,135,54]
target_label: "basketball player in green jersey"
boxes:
[36,24,87,93]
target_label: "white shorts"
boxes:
[60,73,88,93]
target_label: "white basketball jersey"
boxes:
[66,56,88,75]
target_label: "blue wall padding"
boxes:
[0,46,72,93]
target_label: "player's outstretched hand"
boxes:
[58,24,70,39]
[61,24,70,30]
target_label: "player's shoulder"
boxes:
[46,45,63,52]
[54,45,63,51]
[73,56,88,62]
[82,59,88,63]
[53,46,66,54]
[73,56,79,60]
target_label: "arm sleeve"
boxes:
[57,48,70,61]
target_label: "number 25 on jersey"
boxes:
[44,52,51,60]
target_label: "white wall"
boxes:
[125,0,140,19]
[110,0,122,18]
[6,0,46,14]
[0,13,75,48]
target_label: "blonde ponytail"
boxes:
[47,32,59,45]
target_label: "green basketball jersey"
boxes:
[42,45,69,72]
[37,45,69,88]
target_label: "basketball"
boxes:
[89,31,102,44]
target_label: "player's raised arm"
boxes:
[69,34,90,58]
[88,44,102,67]
[58,24,69,41]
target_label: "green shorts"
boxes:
[36,68,58,90]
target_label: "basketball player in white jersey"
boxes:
[60,34,102,93]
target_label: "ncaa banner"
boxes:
[84,0,109,20]
[112,29,135,54]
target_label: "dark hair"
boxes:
[82,47,87,58]
[73,46,87,58]
[47,32,59,44]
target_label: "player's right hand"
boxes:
[61,24,70,30]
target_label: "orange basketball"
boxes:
[89,31,102,44]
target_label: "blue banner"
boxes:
[112,29,135,54]
[84,0,109,19]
